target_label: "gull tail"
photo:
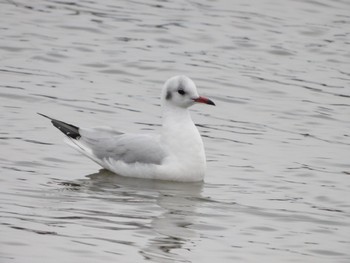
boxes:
[37,113,81,139]
[38,113,103,166]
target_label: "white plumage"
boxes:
[40,75,215,182]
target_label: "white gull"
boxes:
[39,75,215,182]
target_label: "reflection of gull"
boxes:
[39,76,215,182]
[144,191,202,263]
[63,170,203,262]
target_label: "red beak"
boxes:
[193,96,215,106]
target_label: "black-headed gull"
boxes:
[39,75,215,182]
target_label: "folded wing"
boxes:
[73,127,167,165]
[38,113,167,167]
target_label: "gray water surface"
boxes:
[1,0,350,262]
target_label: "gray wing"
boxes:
[79,127,167,165]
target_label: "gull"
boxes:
[39,75,215,182]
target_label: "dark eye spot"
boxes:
[178,89,185,95]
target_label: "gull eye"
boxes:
[178,89,185,95]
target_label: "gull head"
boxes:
[161,75,215,109]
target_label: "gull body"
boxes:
[39,75,215,182]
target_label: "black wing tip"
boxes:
[37,112,53,120]
[38,113,81,140]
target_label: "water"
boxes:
[1,0,350,262]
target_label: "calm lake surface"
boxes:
[1,0,350,262]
